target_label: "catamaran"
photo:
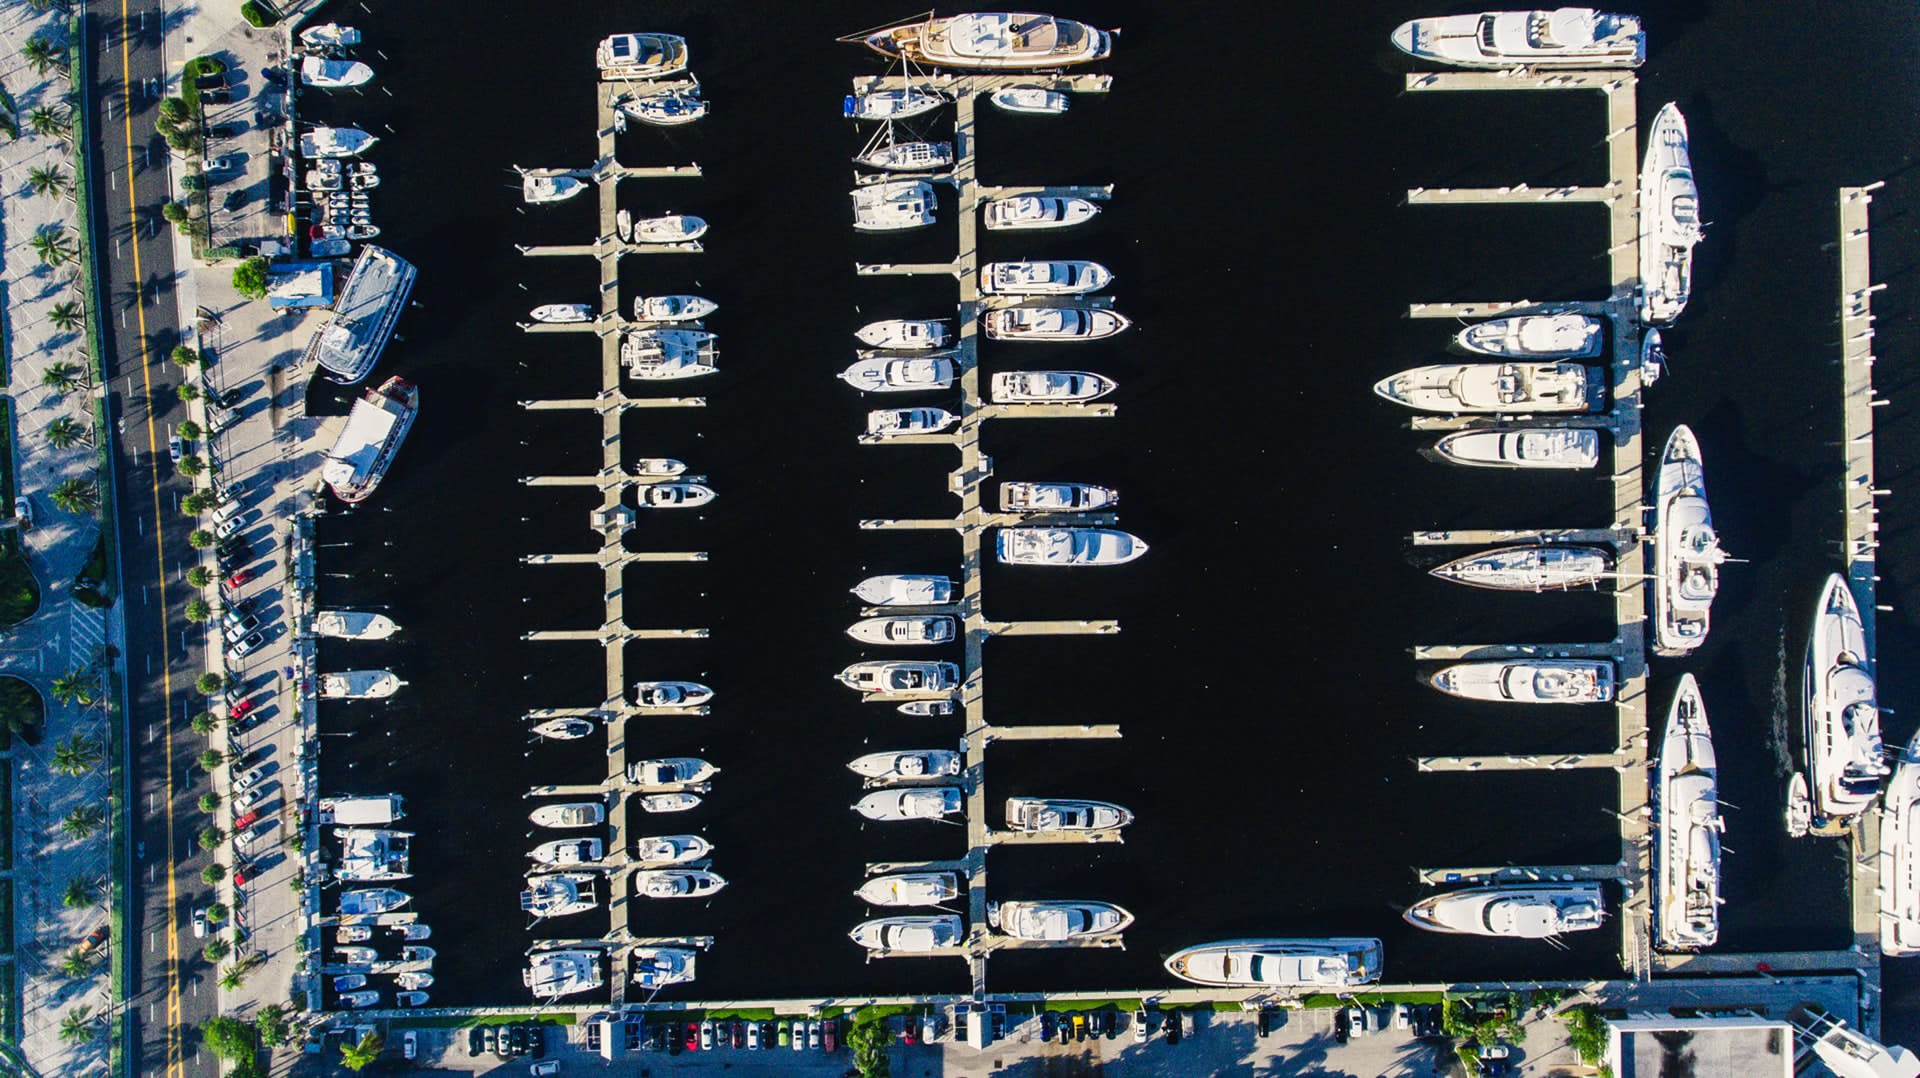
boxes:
[1405,884,1606,938]
[1428,660,1614,703]
[1390,9,1643,69]
[1652,425,1726,654]
[1164,938,1384,988]
[1432,428,1599,469]
[1429,545,1611,592]
[862,13,1113,69]
[1640,102,1703,325]
[1804,574,1887,827]
[1455,314,1602,358]
[1655,674,1722,950]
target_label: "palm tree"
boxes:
[45,415,85,449]
[40,361,81,394]
[49,669,96,707]
[30,223,75,266]
[47,300,82,332]
[27,105,69,143]
[49,478,99,515]
[61,876,95,909]
[28,164,68,198]
[58,1007,96,1044]
[20,39,61,77]
[50,733,102,775]
[59,950,92,979]
[59,805,105,840]
[340,1031,384,1071]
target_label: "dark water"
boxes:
[300,1,1920,1008]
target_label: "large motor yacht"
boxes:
[1429,545,1611,592]
[1405,883,1606,938]
[631,946,697,989]
[1656,674,1723,951]
[627,757,719,788]
[852,574,954,606]
[1640,103,1703,325]
[989,900,1134,941]
[1428,660,1614,704]
[983,307,1129,341]
[858,872,961,908]
[852,181,937,231]
[1390,9,1643,69]
[524,948,604,1000]
[981,260,1113,295]
[863,13,1112,69]
[1804,574,1887,826]
[982,195,1100,231]
[1455,314,1602,359]
[520,873,599,919]
[633,869,728,899]
[529,838,602,866]
[846,615,957,645]
[990,370,1116,403]
[1652,425,1726,654]
[854,787,963,822]
[529,802,605,830]
[596,32,689,79]
[1005,797,1133,833]
[848,749,964,781]
[1374,363,1594,413]
[1881,728,1920,955]
[1164,938,1384,988]
[837,661,961,694]
[997,527,1146,566]
[839,357,956,393]
[1432,428,1599,469]
[634,834,712,867]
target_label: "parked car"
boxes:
[12,497,30,532]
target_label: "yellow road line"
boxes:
[115,3,184,1075]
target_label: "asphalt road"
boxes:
[81,4,217,1077]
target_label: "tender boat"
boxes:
[637,482,716,509]
[300,23,361,50]
[837,661,961,694]
[1405,884,1606,938]
[983,307,1129,342]
[842,87,951,121]
[634,294,717,322]
[852,574,954,606]
[1433,427,1599,469]
[631,946,697,989]
[854,787,963,822]
[335,946,378,965]
[633,681,713,708]
[997,527,1146,566]
[1804,574,1886,826]
[1786,773,1813,839]
[634,869,728,899]
[339,990,380,1009]
[529,838,602,866]
[619,88,708,126]
[1005,797,1133,833]
[1374,363,1595,413]
[989,900,1133,941]
[857,872,960,907]
[529,802,605,830]
[634,458,688,477]
[1883,729,1920,954]
[395,991,428,1008]
[983,195,1099,230]
[531,303,595,324]
[1429,660,1614,703]
[847,749,964,781]
[300,126,378,159]
[839,356,956,393]
[530,717,595,740]
[521,872,599,919]
[1389,9,1644,69]
[866,407,958,437]
[852,181,937,231]
[855,141,956,172]
[628,757,719,788]
[631,215,707,244]
[990,370,1116,403]
[1640,102,1703,325]
[990,86,1070,114]
[322,376,417,504]
[850,914,964,955]
[1652,425,1727,655]
[1455,314,1602,358]
[333,974,368,991]
[864,13,1112,69]
[524,948,603,1000]
[857,319,950,350]
[981,260,1111,296]
[639,793,702,813]
[633,834,711,866]
[846,615,957,645]
[1001,482,1116,513]
[522,172,587,205]
[898,699,955,717]
[1165,938,1385,988]
[596,33,689,80]
[300,56,374,89]
[622,328,717,380]
[338,888,409,915]
[1429,544,1611,592]
[1656,674,1722,951]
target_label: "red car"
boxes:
[228,696,259,721]
[221,568,256,593]
[231,809,261,831]
[684,1023,699,1052]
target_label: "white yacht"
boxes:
[854,141,956,172]
[633,833,711,867]
[1882,728,1920,955]
[521,171,587,205]
[521,873,599,919]
[857,319,950,350]
[981,260,1111,296]
[854,787,963,822]
[847,749,964,781]
[837,660,961,694]
[634,869,728,899]
[339,990,379,1009]
[300,56,374,89]
[839,357,956,393]
[622,328,717,380]
[989,900,1133,940]
[1428,660,1614,704]
[1640,103,1703,325]
[301,126,378,159]
[620,88,708,126]
[637,482,716,509]
[631,946,698,989]
[983,307,1129,341]
[991,86,1070,114]
[1005,796,1133,833]
[1164,938,1384,988]
[1656,674,1722,951]
[1455,314,1602,359]
[866,407,958,438]
[983,195,1100,230]
[853,574,954,606]
[634,294,717,322]
[850,915,963,955]
[1374,363,1594,413]
[864,13,1112,69]
[338,888,409,915]
[1001,482,1116,513]
[634,457,688,477]
[300,23,361,50]
[530,717,595,740]
[639,793,702,813]
[1389,9,1644,69]
[317,670,401,699]
[857,872,960,907]
[847,615,957,646]
[631,215,707,244]
[633,681,713,709]
[852,181,937,231]
[596,32,689,79]
[1804,574,1886,825]
[312,610,399,641]
[990,370,1116,403]
[529,802,605,830]
[1429,545,1611,592]
[524,949,603,1000]
[1433,427,1599,469]
[842,87,952,121]
[997,527,1147,566]
[1652,425,1726,655]
[530,838,603,866]
[628,757,719,788]
[1405,884,1606,938]
[530,303,594,324]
